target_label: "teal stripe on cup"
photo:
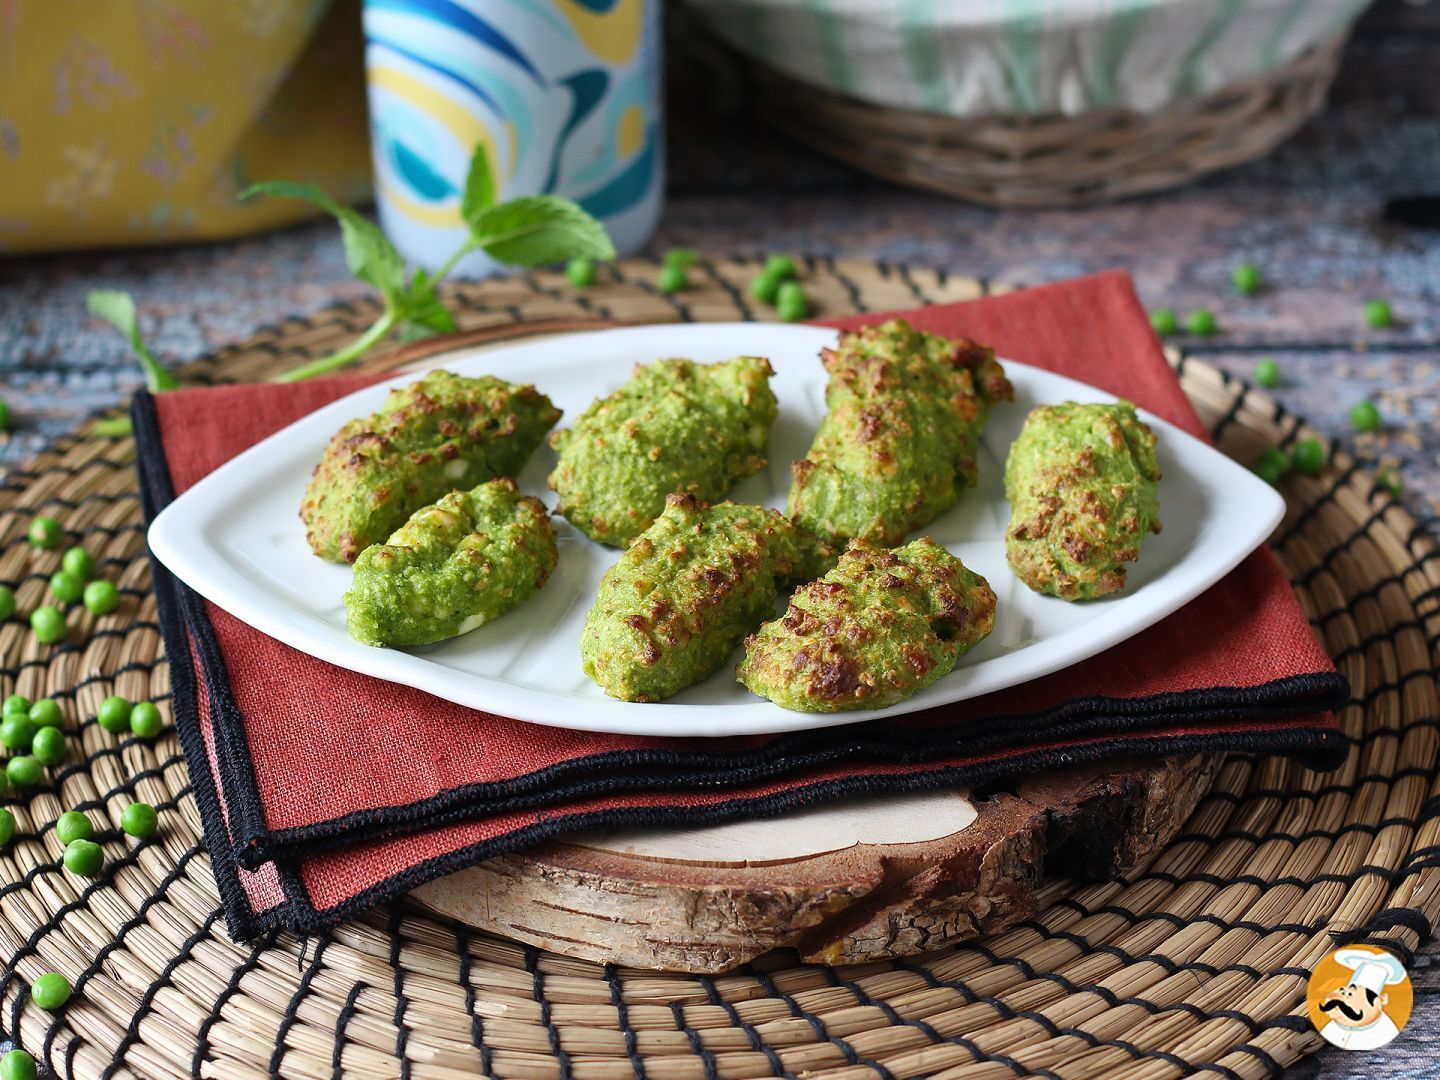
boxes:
[1173,0,1243,100]
[900,0,949,113]
[800,0,856,96]
[1091,0,1152,109]
[999,0,1045,114]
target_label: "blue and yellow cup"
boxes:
[364,0,664,273]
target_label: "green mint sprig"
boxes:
[85,144,616,421]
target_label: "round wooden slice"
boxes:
[413,754,1219,973]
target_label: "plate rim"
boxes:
[146,322,1284,737]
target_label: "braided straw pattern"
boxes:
[743,36,1347,208]
[0,257,1435,1078]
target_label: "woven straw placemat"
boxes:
[0,257,1435,1079]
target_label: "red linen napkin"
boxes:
[134,270,1347,938]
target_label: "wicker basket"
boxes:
[744,32,1347,208]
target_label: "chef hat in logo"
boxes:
[1334,948,1407,996]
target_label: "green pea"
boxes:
[129,701,163,739]
[0,808,15,847]
[1363,299,1392,329]
[3,695,30,719]
[55,811,93,845]
[1232,263,1262,296]
[763,255,797,280]
[31,727,65,767]
[565,257,596,288]
[1253,358,1280,388]
[5,756,41,788]
[0,400,9,432]
[96,695,132,734]
[29,606,67,645]
[28,699,61,728]
[657,264,688,294]
[83,579,120,616]
[662,247,700,270]
[749,272,782,305]
[0,714,35,752]
[1377,468,1403,496]
[29,972,72,1011]
[61,546,96,582]
[1257,447,1290,476]
[0,585,14,623]
[1149,309,1178,336]
[1253,459,1284,486]
[121,802,158,839]
[1349,400,1381,433]
[1292,437,1327,475]
[63,839,102,877]
[49,570,84,605]
[1185,310,1218,336]
[0,1048,36,1080]
[776,281,808,322]
[27,517,62,550]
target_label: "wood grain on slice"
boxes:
[412,754,1218,973]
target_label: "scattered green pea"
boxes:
[28,699,60,728]
[3,695,30,719]
[30,727,65,767]
[776,281,808,322]
[49,570,83,605]
[565,257,596,288]
[763,254,797,280]
[61,546,96,582]
[1349,400,1382,433]
[121,802,158,839]
[749,272,782,304]
[0,585,13,623]
[1253,358,1280,388]
[96,695,132,734]
[0,1048,36,1080]
[662,247,699,270]
[5,756,41,788]
[1377,467,1404,496]
[1363,299,1392,329]
[0,400,9,433]
[83,579,120,616]
[0,808,15,847]
[129,701,163,739]
[657,264,688,294]
[27,516,62,550]
[1258,446,1289,473]
[0,714,35,752]
[29,606,66,645]
[1292,437,1327,475]
[1185,309,1218,336]
[62,839,102,877]
[1232,263,1262,296]
[54,811,93,845]
[1149,309,1178,336]
[29,972,72,1011]
[1253,458,1284,486]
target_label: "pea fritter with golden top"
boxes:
[737,537,996,713]
[581,494,810,702]
[1004,400,1162,601]
[788,319,1013,550]
[301,370,560,563]
[548,356,778,548]
[344,478,557,648]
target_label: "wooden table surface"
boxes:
[1,3,1436,1076]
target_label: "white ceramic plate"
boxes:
[147,323,1283,737]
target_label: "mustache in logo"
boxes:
[1320,998,1365,1022]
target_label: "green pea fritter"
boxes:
[737,537,996,713]
[788,319,1013,550]
[580,494,812,702]
[548,356,778,547]
[344,478,557,647]
[1004,400,1162,601]
[302,370,560,563]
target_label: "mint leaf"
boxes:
[86,290,179,392]
[460,146,498,229]
[467,195,616,267]
[242,181,406,305]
